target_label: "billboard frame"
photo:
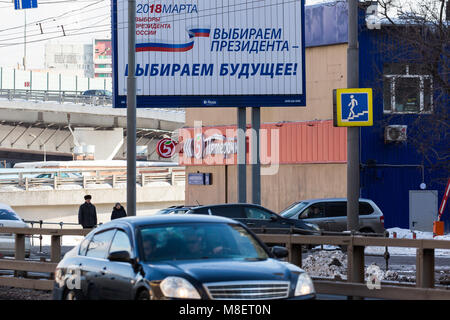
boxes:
[111,0,306,108]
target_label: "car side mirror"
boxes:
[271,246,288,259]
[108,251,131,263]
[270,215,278,221]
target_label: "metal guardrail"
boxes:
[1,228,449,298]
[254,232,450,299]
[0,227,91,291]
[0,167,186,191]
[0,89,112,106]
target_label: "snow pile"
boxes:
[302,250,348,280]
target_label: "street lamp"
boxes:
[29,133,46,162]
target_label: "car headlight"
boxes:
[160,277,201,299]
[304,223,320,231]
[295,273,315,296]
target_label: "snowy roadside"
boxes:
[301,249,450,284]
[365,227,450,257]
[312,228,450,257]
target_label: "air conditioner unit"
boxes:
[385,125,407,143]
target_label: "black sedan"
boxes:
[53,215,315,300]
[186,203,321,235]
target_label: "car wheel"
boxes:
[64,289,84,300]
[359,228,375,234]
[136,289,150,300]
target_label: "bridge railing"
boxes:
[0,167,185,191]
[0,89,112,106]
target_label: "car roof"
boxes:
[97,214,239,229]
[190,203,267,210]
[296,198,374,203]
[0,203,15,212]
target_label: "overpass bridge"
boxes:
[0,97,185,165]
[0,166,185,223]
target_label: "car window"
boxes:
[109,230,132,256]
[78,237,91,256]
[280,202,309,218]
[209,206,245,219]
[139,223,268,262]
[36,174,51,178]
[190,207,209,215]
[60,173,69,178]
[325,202,347,218]
[0,209,20,221]
[86,229,115,259]
[299,204,325,219]
[244,207,273,220]
[359,202,375,215]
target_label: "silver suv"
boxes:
[280,198,385,234]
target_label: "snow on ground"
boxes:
[365,227,450,257]
[302,250,348,280]
[302,250,417,283]
[313,228,450,257]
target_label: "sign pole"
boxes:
[127,0,137,216]
[251,107,261,205]
[347,0,360,232]
[237,107,247,203]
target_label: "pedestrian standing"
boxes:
[78,195,97,229]
[111,203,127,220]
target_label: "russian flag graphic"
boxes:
[136,28,210,53]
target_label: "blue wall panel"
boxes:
[357,8,449,230]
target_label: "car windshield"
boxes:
[280,202,309,218]
[0,209,20,221]
[138,223,268,262]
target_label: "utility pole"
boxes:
[237,107,246,203]
[23,11,26,70]
[347,0,360,232]
[127,0,137,216]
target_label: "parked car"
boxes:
[185,203,320,235]
[53,215,316,300]
[0,203,31,257]
[155,205,197,215]
[279,198,385,234]
[34,172,82,179]
[82,90,112,97]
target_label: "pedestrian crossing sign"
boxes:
[333,88,373,127]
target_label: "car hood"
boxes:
[144,258,302,284]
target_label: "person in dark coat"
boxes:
[111,203,127,220]
[78,195,97,229]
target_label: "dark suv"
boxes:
[186,203,320,235]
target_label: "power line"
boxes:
[0,0,302,48]
[0,0,107,33]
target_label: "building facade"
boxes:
[179,2,449,231]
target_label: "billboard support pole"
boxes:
[127,0,137,216]
[251,107,261,205]
[347,0,360,232]
[237,107,247,203]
